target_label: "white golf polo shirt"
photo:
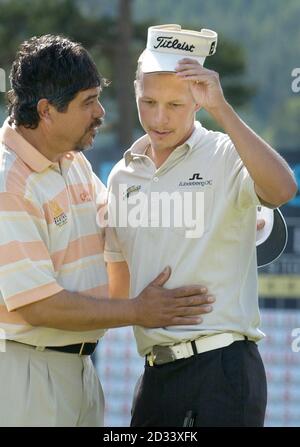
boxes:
[0,119,108,347]
[104,121,264,356]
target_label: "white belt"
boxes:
[146,332,250,366]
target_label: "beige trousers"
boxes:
[0,340,104,427]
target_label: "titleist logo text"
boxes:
[153,36,195,52]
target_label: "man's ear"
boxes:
[37,98,52,122]
[134,80,142,105]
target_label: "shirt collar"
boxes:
[124,121,204,167]
[124,134,150,167]
[0,117,74,173]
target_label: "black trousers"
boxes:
[131,340,267,427]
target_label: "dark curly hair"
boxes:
[7,34,108,128]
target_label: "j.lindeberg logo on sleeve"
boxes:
[153,36,195,53]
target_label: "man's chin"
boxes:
[73,140,94,153]
[73,130,98,152]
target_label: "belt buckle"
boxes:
[79,342,85,356]
[147,352,156,367]
[152,345,177,365]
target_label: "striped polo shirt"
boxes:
[0,118,108,347]
[105,121,265,357]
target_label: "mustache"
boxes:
[89,118,103,131]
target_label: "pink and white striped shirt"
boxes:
[0,119,108,346]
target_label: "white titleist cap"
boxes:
[256,206,288,268]
[138,24,218,73]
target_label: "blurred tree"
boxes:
[0,0,122,143]
[114,0,134,148]
[269,97,300,150]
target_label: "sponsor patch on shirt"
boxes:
[49,200,68,227]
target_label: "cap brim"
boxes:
[256,207,288,268]
[139,49,206,73]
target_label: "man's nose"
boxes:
[154,106,169,125]
[95,101,105,118]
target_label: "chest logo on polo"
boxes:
[179,174,213,187]
[49,200,68,227]
[124,185,142,199]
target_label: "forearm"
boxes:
[16,289,137,331]
[16,270,216,330]
[210,102,297,206]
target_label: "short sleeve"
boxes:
[223,138,261,209]
[92,172,107,211]
[0,193,63,311]
[103,175,125,263]
[91,172,109,245]
[104,226,125,263]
